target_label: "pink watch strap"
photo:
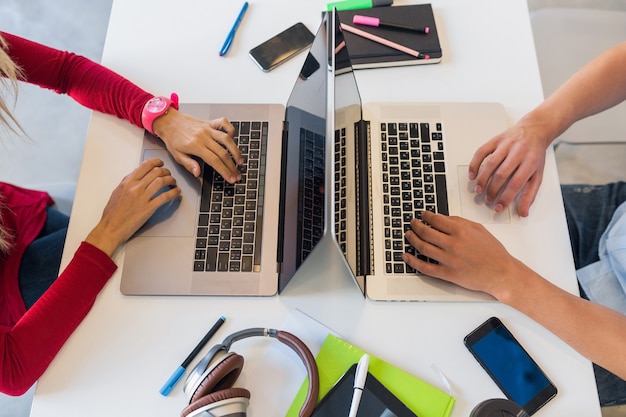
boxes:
[142,92,179,134]
[170,92,180,110]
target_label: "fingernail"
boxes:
[495,203,504,212]
[468,170,476,180]
[485,196,493,204]
[474,184,482,194]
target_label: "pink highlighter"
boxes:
[352,14,430,34]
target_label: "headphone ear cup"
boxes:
[180,387,251,417]
[190,353,245,403]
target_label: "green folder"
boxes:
[286,334,455,417]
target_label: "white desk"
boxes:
[30,1,601,416]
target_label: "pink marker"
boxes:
[353,15,430,34]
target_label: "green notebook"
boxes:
[286,334,455,417]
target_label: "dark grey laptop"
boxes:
[120,17,330,296]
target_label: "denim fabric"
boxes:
[561,182,626,406]
[18,207,69,309]
[562,182,626,269]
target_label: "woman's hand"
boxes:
[153,109,243,183]
[85,158,181,257]
[468,119,551,217]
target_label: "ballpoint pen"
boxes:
[348,354,370,417]
[353,15,430,34]
[159,316,226,396]
[219,2,249,56]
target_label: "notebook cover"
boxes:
[337,3,442,69]
[285,334,455,417]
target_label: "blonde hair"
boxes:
[0,34,23,133]
[0,33,23,253]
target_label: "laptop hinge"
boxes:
[276,120,290,268]
[355,119,373,277]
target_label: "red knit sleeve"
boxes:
[1,31,152,129]
[0,242,116,396]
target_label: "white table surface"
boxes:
[30,1,601,416]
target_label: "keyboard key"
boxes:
[206,247,218,271]
[242,256,253,272]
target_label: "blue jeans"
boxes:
[18,207,69,309]
[562,182,626,407]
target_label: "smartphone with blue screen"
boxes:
[464,317,558,415]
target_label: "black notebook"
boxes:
[337,3,442,69]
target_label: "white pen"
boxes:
[348,354,370,417]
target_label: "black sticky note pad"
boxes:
[312,363,418,417]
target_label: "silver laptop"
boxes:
[120,18,330,296]
[329,10,513,301]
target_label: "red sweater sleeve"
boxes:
[1,31,152,128]
[0,242,116,396]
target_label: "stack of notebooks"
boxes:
[336,3,442,69]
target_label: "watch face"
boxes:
[146,97,167,113]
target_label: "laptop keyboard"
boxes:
[380,121,449,274]
[193,121,267,273]
[299,128,325,263]
[334,127,348,254]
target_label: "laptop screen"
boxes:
[277,16,330,291]
[330,10,367,292]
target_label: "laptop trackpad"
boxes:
[456,165,511,224]
[135,149,200,237]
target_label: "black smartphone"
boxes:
[249,22,315,72]
[464,317,557,415]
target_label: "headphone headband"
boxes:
[184,328,319,417]
[273,330,320,417]
[221,327,276,349]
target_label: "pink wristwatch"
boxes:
[141,93,180,135]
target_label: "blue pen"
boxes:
[159,316,226,396]
[219,2,249,56]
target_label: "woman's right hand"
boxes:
[85,158,181,257]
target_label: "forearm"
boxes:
[0,242,115,396]
[524,41,626,143]
[61,59,152,128]
[2,31,151,128]
[499,268,626,379]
